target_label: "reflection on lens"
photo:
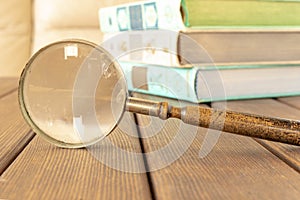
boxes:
[19,40,127,148]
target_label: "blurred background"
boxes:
[1,0,300,77]
[0,0,139,77]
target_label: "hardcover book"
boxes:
[99,0,300,66]
[120,61,300,102]
[99,0,184,32]
[100,0,300,31]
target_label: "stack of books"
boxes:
[98,0,300,102]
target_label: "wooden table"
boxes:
[0,78,300,199]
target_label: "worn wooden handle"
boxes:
[181,106,300,146]
[126,97,300,146]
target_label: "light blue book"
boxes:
[120,61,300,102]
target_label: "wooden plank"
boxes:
[0,109,152,199]
[0,92,34,174]
[133,93,300,200]
[0,77,18,98]
[214,99,300,172]
[278,96,300,110]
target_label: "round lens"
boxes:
[19,40,127,148]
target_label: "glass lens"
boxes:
[19,40,127,148]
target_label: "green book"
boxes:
[120,61,300,102]
[99,0,300,31]
[180,0,300,65]
[184,0,300,28]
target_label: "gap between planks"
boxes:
[133,93,300,200]
[0,91,36,175]
[213,98,300,173]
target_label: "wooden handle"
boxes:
[181,106,300,146]
[126,97,300,146]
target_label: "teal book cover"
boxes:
[120,62,300,102]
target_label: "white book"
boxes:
[102,30,185,67]
[99,0,185,33]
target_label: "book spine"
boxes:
[102,30,181,67]
[99,0,185,33]
[119,62,199,102]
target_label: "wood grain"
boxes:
[0,77,18,98]
[278,96,300,110]
[0,78,30,174]
[0,109,152,199]
[0,91,34,175]
[134,93,300,200]
[213,99,300,172]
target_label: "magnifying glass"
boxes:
[18,39,300,148]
